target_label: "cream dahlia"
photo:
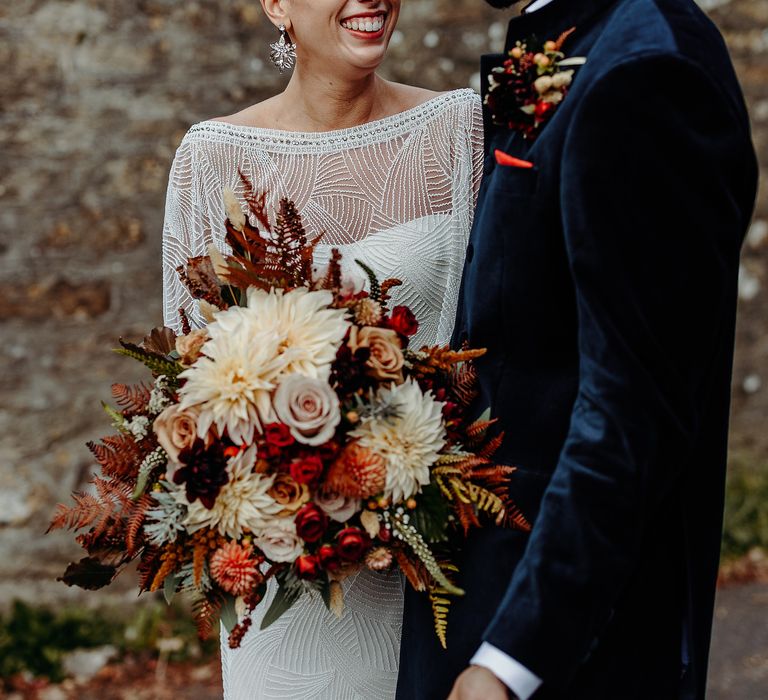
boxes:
[181,447,283,539]
[349,378,446,503]
[243,287,350,380]
[178,311,287,444]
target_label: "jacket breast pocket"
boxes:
[490,164,539,197]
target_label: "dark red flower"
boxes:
[317,544,341,571]
[294,503,328,543]
[378,524,392,543]
[173,439,229,509]
[290,455,324,485]
[295,554,320,580]
[264,423,294,448]
[337,527,370,562]
[535,100,555,120]
[387,305,419,337]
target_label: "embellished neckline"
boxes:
[185,89,478,153]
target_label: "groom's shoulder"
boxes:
[598,0,729,68]
[583,0,739,100]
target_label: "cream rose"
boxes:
[273,375,340,446]
[253,518,304,562]
[315,486,360,523]
[348,326,404,383]
[267,473,310,517]
[153,403,201,470]
[175,329,209,365]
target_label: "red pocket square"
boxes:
[494,149,534,169]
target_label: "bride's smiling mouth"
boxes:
[340,11,388,40]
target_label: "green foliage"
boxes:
[114,340,183,382]
[722,455,768,561]
[411,483,451,544]
[355,259,381,301]
[0,600,119,683]
[0,598,217,686]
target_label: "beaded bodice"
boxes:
[162,89,483,348]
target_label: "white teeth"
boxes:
[342,15,384,32]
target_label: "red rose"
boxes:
[264,423,295,448]
[294,503,328,543]
[387,306,419,337]
[295,554,320,580]
[290,455,324,485]
[337,527,370,562]
[317,544,341,572]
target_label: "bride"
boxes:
[162,0,482,697]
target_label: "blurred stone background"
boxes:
[0,0,765,695]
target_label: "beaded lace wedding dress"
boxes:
[162,88,483,700]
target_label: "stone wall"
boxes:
[0,0,765,605]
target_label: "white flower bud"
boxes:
[552,71,573,89]
[534,76,554,94]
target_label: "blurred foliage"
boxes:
[722,454,768,561]
[0,596,217,686]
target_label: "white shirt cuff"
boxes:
[470,642,542,700]
[524,0,555,13]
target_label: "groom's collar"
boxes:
[505,0,618,51]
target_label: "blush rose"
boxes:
[347,326,404,383]
[273,375,341,446]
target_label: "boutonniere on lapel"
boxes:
[485,27,587,140]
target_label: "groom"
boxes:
[396,0,758,698]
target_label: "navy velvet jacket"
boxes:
[396,1,757,698]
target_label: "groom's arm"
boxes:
[466,53,756,691]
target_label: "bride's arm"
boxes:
[469,95,485,212]
[161,138,213,334]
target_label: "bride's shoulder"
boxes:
[384,82,477,113]
[208,95,281,129]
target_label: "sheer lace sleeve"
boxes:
[433,93,484,345]
[469,96,485,209]
[161,138,223,334]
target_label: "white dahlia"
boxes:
[178,309,287,444]
[349,378,447,504]
[181,447,283,539]
[243,287,351,380]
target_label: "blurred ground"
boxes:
[2,582,765,700]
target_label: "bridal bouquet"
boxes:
[50,178,529,649]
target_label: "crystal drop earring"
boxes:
[269,24,296,73]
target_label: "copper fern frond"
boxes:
[111,383,152,415]
[237,169,271,232]
[429,561,459,650]
[125,492,153,555]
[193,591,224,640]
[393,548,429,592]
[47,492,103,533]
[449,360,480,409]
[88,433,143,481]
